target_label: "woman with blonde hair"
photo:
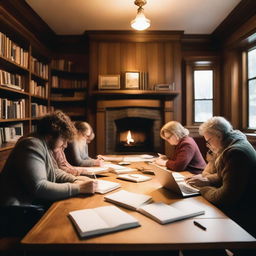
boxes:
[155,121,206,174]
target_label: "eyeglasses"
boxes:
[205,137,213,147]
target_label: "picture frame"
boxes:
[124,72,140,89]
[98,75,120,89]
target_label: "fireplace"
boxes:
[105,108,162,154]
[95,98,176,155]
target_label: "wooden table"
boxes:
[21,161,256,253]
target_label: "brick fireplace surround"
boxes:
[96,97,176,155]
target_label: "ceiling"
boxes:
[25,0,241,35]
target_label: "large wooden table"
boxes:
[21,161,256,253]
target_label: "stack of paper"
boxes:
[117,174,151,183]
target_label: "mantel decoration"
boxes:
[125,72,140,89]
[131,0,151,31]
[98,75,120,89]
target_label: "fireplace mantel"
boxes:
[92,90,179,100]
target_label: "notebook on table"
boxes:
[148,163,200,197]
[104,190,205,224]
[69,205,140,238]
[95,179,121,194]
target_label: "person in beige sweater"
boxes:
[186,116,256,237]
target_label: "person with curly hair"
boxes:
[0,110,97,207]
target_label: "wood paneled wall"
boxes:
[87,31,183,155]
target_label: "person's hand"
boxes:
[185,174,210,187]
[93,158,104,167]
[154,158,167,166]
[157,153,168,160]
[75,178,97,194]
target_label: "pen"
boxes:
[193,221,207,231]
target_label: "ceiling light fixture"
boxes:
[131,0,151,31]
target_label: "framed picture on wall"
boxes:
[124,72,140,89]
[98,75,120,89]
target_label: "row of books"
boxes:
[31,57,49,80]
[31,103,48,118]
[0,69,25,91]
[0,123,23,145]
[30,80,48,98]
[0,98,26,119]
[0,32,29,68]
[51,76,87,89]
[139,72,149,90]
[51,59,73,72]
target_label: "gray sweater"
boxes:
[0,136,80,206]
[65,140,95,167]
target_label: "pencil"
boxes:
[193,221,207,231]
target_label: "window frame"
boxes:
[184,57,220,127]
[246,46,256,130]
[192,68,214,123]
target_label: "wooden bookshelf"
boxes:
[50,58,88,119]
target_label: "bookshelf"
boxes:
[50,58,88,120]
[0,18,50,155]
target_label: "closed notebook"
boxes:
[117,174,151,183]
[104,190,153,210]
[69,205,140,238]
[109,167,137,174]
[96,180,121,194]
[84,166,109,175]
[137,202,205,224]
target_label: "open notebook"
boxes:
[69,205,140,238]
[95,179,121,194]
[104,190,204,224]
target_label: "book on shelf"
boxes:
[0,123,23,145]
[69,205,140,238]
[104,190,153,211]
[117,174,151,183]
[137,202,205,224]
[104,190,205,224]
[154,83,175,91]
[96,180,121,194]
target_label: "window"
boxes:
[193,70,213,123]
[248,48,256,128]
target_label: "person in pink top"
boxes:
[154,121,206,174]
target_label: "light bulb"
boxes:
[131,8,150,31]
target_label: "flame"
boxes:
[126,130,134,145]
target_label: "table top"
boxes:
[21,161,256,251]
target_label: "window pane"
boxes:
[249,79,256,128]
[194,70,213,99]
[248,49,256,79]
[194,100,213,123]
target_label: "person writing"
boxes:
[0,110,97,208]
[154,121,206,174]
[65,121,103,167]
[186,116,256,237]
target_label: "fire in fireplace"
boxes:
[115,117,154,152]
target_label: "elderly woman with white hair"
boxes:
[186,116,256,237]
[155,121,206,174]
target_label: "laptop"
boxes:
[148,163,200,197]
